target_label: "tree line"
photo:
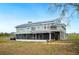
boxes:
[0,32,15,37]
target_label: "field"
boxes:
[0,40,79,55]
[0,33,79,55]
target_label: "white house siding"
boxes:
[15,20,66,41]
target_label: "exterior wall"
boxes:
[16,27,32,34]
[16,23,65,34]
[60,31,66,40]
[16,21,66,40]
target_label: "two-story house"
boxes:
[15,19,66,42]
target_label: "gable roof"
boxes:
[15,19,65,28]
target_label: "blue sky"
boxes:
[0,3,79,33]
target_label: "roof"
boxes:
[15,19,65,28]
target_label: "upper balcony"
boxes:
[16,24,65,34]
[16,20,66,34]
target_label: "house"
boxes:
[15,19,66,42]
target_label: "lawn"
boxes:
[0,39,79,55]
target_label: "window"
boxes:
[44,24,46,29]
[44,26,46,29]
[50,26,57,29]
[27,27,29,29]
[32,27,35,30]
[62,26,66,30]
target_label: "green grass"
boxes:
[67,34,79,40]
[0,39,79,55]
[0,33,15,40]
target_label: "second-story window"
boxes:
[44,24,46,29]
[62,26,66,30]
[50,26,57,29]
[27,27,29,29]
[32,27,35,30]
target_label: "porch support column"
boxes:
[60,31,62,40]
[49,32,51,40]
[35,34,36,40]
[42,33,43,40]
[39,34,40,40]
[35,34,37,40]
[33,34,35,40]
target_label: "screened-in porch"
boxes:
[16,32,60,40]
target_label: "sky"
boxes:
[0,3,79,33]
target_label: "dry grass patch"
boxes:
[0,39,79,55]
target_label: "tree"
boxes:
[48,3,79,26]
